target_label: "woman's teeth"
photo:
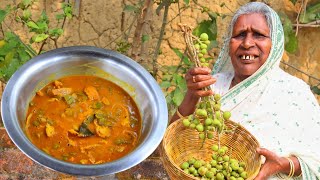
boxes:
[241,55,255,60]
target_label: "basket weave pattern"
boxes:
[161,119,261,180]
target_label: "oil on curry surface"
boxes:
[25,76,141,164]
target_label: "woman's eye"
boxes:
[234,32,246,38]
[254,33,265,38]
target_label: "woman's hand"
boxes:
[254,148,289,180]
[185,67,216,97]
[170,67,215,123]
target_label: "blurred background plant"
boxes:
[0,0,73,82]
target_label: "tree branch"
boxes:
[121,0,126,32]
[152,0,171,78]
[293,20,320,27]
[295,0,304,36]
[281,61,320,82]
[104,14,138,48]
[131,0,152,60]
[0,24,4,38]
[166,7,188,25]
[44,0,70,51]
[38,41,46,54]
[293,24,320,27]
[61,0,69,30]
[139,0,153,61]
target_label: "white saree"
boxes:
[211,4,320,180]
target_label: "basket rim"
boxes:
[162,118,262,180]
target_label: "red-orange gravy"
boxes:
[26,76,141,164]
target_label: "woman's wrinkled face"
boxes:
[229,13,272,79]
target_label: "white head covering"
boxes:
[213,2,284,103]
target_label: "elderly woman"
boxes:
[171,2,320,180]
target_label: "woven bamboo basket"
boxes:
[161,118,261,180]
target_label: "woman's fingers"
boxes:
[186,74,214,83]
[188,67,212,75]
[185,67,215,97]
[257,148,277,161]
[186,68,216,89]
[190,90,214,97]
[187,78,216,90]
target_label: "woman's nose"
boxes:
[241,34,255,49]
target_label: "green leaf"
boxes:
[171,48,191,65]
[142,34,150,43]
[184,0,190,5]
[27,21,39,29]
[22,9,31,21]
[64,94,76,105]
[36,21,48,33]
[0,6,10,24]
[165,93,173,105]
[299,3,320,23]
[49,28,63,37]
[281,14,293,35]
[4,31,17,41]
[0,40,17,56]
[0,32,34,82]
[84,115,94,124]
[78,123,94,137]
[289,0,297,5]
[166,65,178,73]
[22,0,33,7]
[175,75,186,90]
[279,12,298,53]
[178,80,187,91]
[63,5,73,19]
[208,40,218,49]
[160,81,171,89]
[285,33,298,53]
[220,2,225,7]
[0,57,20,81]
[171,48,183,57]
[172,73,179,86]
[193,19,217,41]
[66,13,72,18]
[39,11,49,23]
[162,74,172,81]
[17,48,31,63]
[124,5,138,13]
[56,14,65,21]
[172,88,184,106]
[0,51,14,68]
[94,102,103,109]
[311,86,320,95]
[208,12,218,19]
[32,34,49,43]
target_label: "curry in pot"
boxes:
[25,76,141,164]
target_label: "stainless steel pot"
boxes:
[1,46,168,176]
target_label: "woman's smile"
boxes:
[238,53,259,63]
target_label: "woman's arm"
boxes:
[170,67,216,123]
